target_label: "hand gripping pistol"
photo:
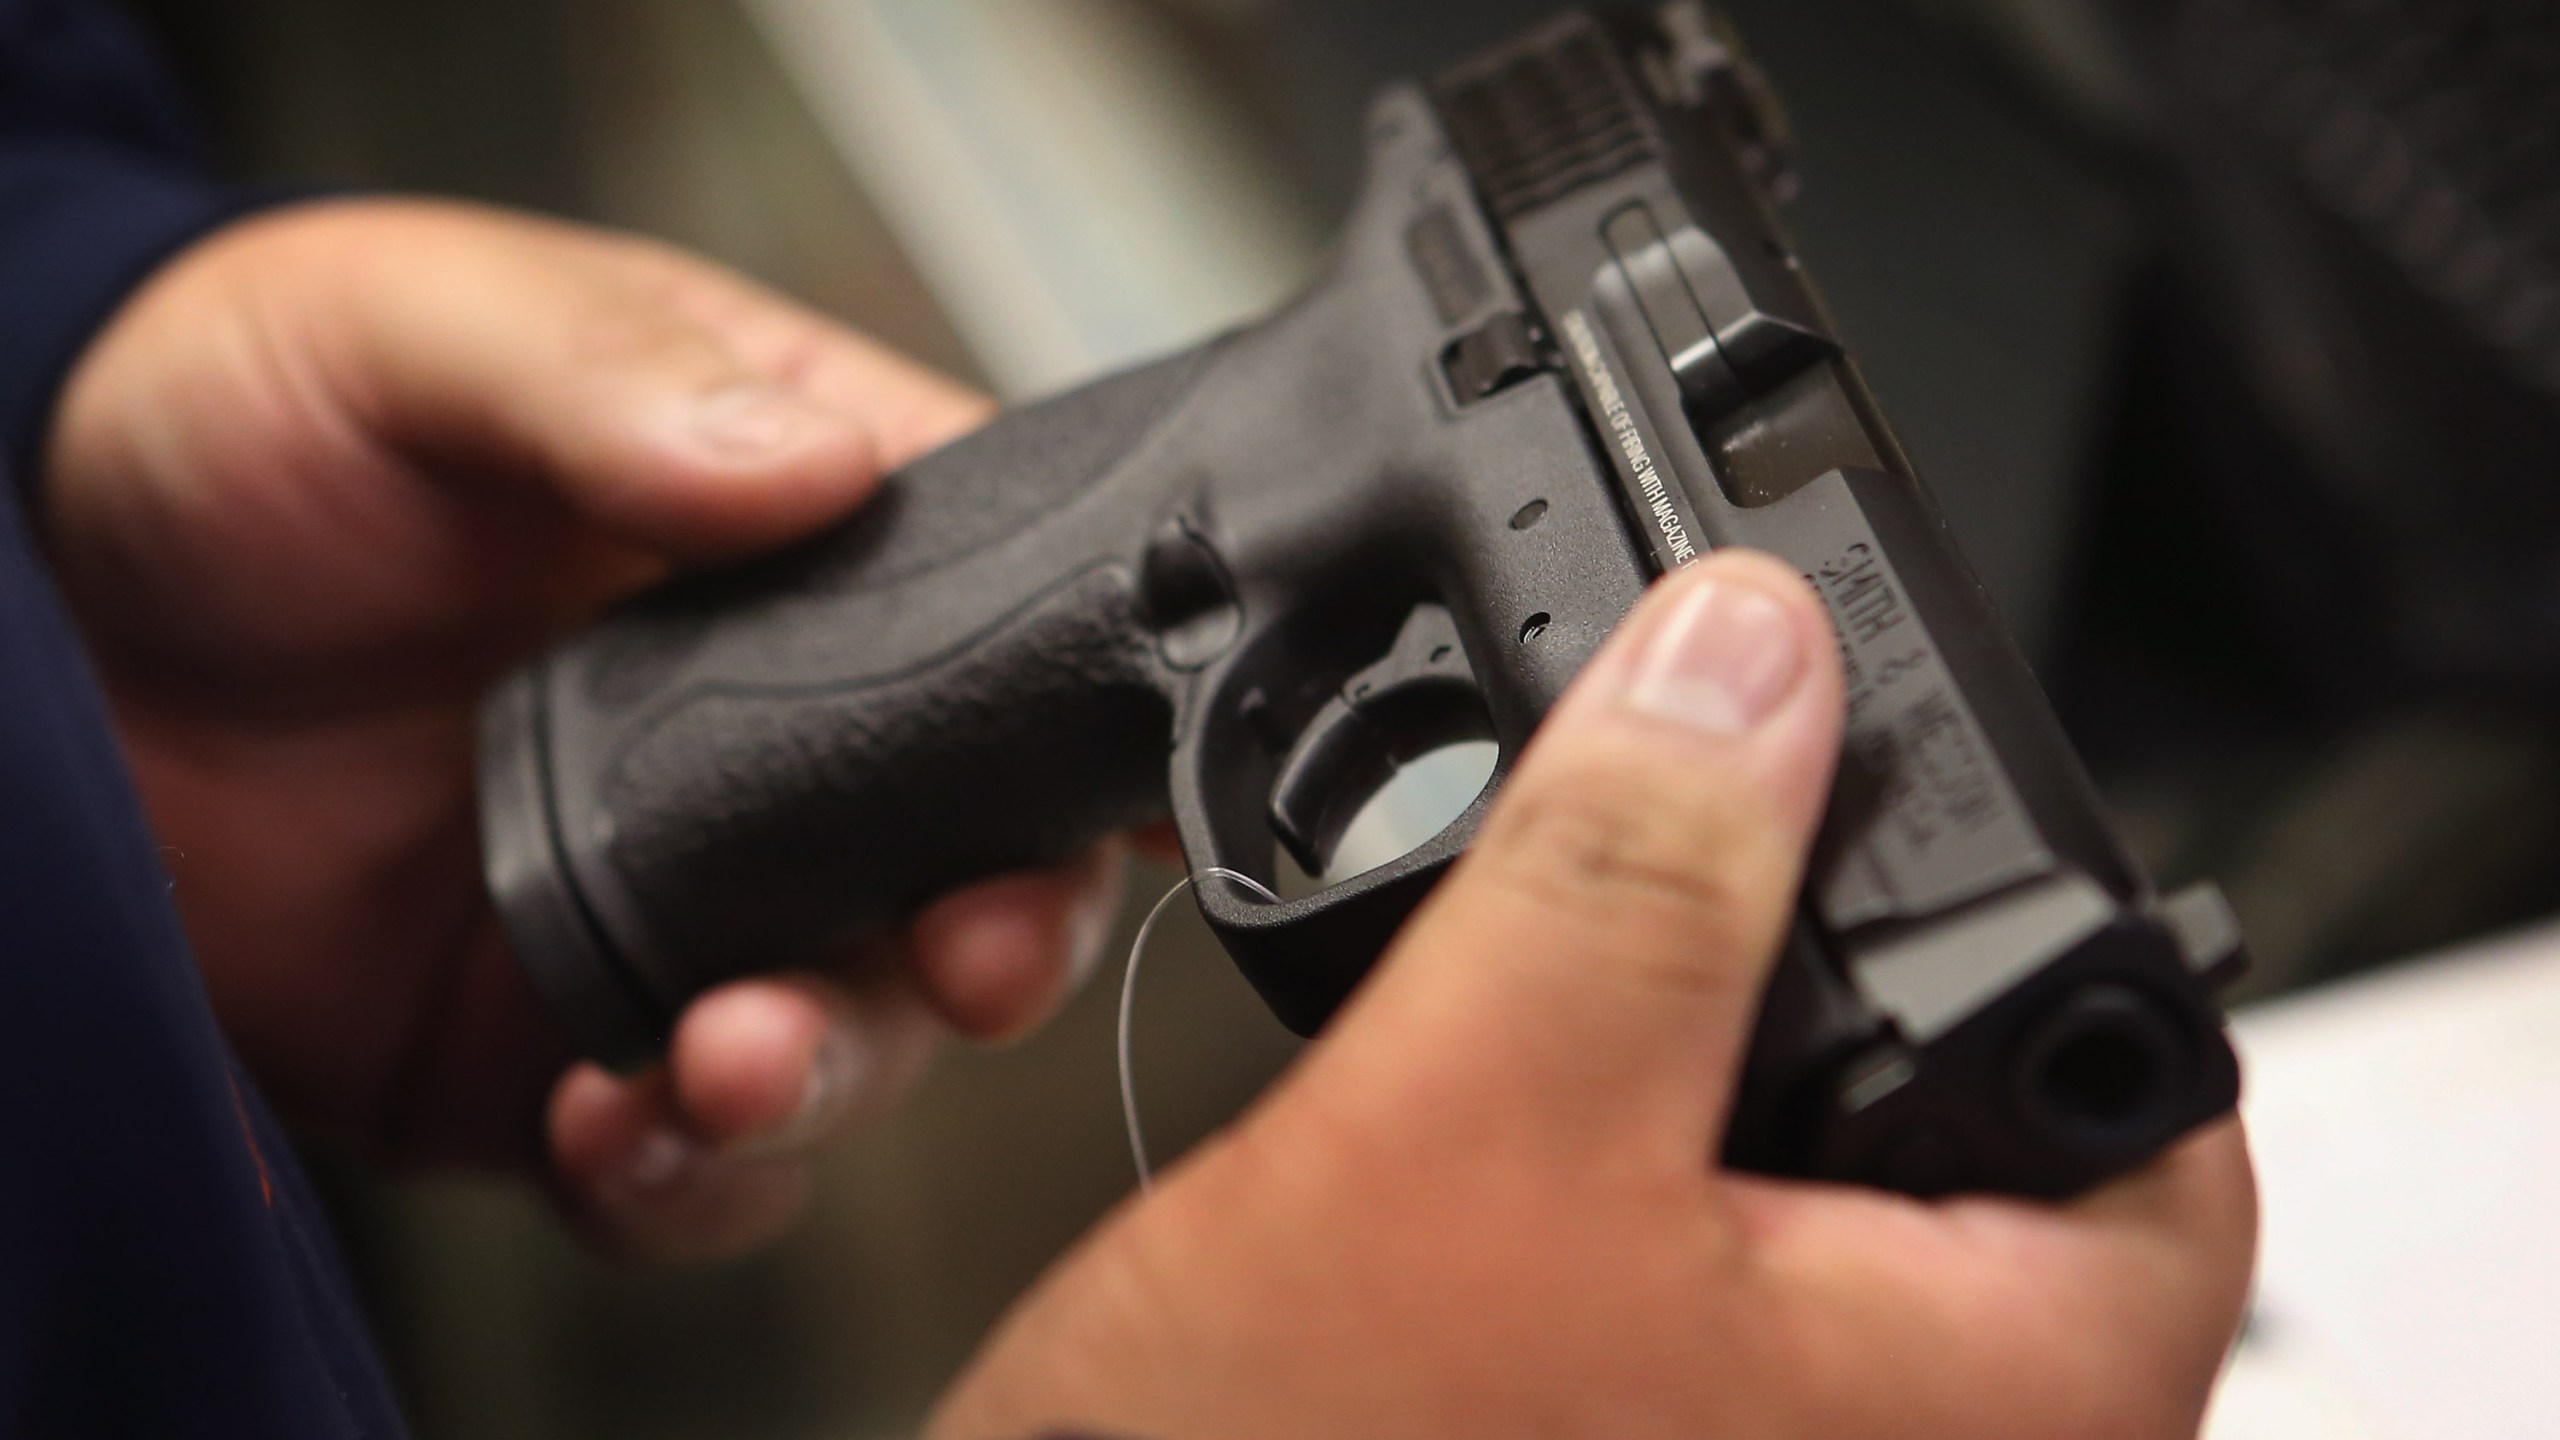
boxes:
[479,3,2245,1199]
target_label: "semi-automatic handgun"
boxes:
[478,2,2245,1199]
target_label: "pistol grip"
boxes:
[479,349,1220,1066]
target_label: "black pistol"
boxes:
[478,2,2244,1200]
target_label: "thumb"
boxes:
[303,200,981,560]
[1324,551,1843,1154]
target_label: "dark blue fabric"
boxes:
[0,492,408,1437]
[0,0,204,153]
[0,0,242,488]
[0,1,409,1434]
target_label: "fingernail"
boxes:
[613,1125,700,1196]
[1626,575,1807,736]
[688,381,830,461]
[736,1022,868,1158]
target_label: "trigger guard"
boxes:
[1199,800,1490,1036]
[1268,604,1490,878]
[1166,604,1505,1036]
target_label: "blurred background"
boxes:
[101,0,2560,1435]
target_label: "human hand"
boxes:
[41,198,1127,1261]
[930,551,2256,1439]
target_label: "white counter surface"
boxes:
[2207,922,2560,1438]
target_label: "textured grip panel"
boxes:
[489,350,1216,1052]
[597,568,1169,975]
[575,350,1213,706]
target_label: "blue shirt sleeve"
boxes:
[0,4,409,1434]
[0,482,409,1440]
[0,0,253,492]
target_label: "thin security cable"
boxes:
[1118,867,1281,1191]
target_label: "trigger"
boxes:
[1270,605,1490,878]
